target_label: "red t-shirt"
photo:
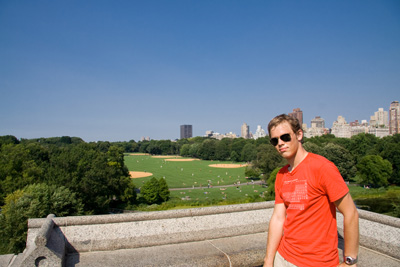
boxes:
[275,153,349,267]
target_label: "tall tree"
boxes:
[320,143,357,181]
[0,183,84,254]
[357,155,392,188]
[215,138,232,160]
[241,143,257,162]
[198,139,216,160]
[253,144,286,179]
[140,177,161,204]
[158,178,170,202]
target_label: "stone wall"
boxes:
[1,202,400,267]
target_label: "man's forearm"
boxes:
[264,217,284,266]
[343,208,359,260]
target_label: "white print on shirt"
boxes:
[282,179,308,211]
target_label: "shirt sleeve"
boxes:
[321,161,349,203]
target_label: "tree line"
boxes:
[0,135,169,254]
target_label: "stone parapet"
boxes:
[1,202,400,267]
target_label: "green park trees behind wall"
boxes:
[0,136,140,254]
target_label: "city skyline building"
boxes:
[180,125,193,139]
[180,101,396,141]
[370,108,389,127]
[289,108,303,126]
[389,101,400,135]
[331,116,351,138]
[253,125,266,139]
[304,116,328,138]
[311,116,325,128]
[241,123,250,139]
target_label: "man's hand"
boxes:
[337,263,357,267]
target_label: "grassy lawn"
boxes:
[124,154,399,217]
[170,183,268,203]
[124,154,252,189]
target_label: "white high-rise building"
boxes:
[253,125,266,139]
[304,116,328,138]
[331,116,351,138]
[370,108,388,127]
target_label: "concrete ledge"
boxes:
[9,214,65,267]
[28,202,275,228]
[60,203,273,253]
[4,202,400,267]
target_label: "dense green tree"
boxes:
[138,141,150,153]
[320,143,357,181]
[253,144,286,179]
[180,144,191,157]
[231,138,247,160]
[357,155,392,188]
[215,138,232,160]
[189,143,200,158]
[376,134,400,185]
[266,167,281,197]
[304,134,335,147]
[244,166,261,178]
[0,183,84,254]
[198,139,217,160]
[146,140,161,155]
[241,143,257,162]
[302,142,323,155]
[254,136,269,146]
[348,133,379,163]
[120,180,138,205]
[230,151,240,162]
[158,178,170,202]
[0,135,19,146]
[0,144,45,204]
[140,177,161,204]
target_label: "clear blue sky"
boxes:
[1,0,399,142]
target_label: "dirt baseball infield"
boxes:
[129,171,153,178]
[208,164,247,168]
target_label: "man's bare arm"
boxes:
[264,203,286,267]
[335,193,359,267]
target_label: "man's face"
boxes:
[270,121,302,160]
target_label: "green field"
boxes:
[170,183,267,203]
[124,154,257,188]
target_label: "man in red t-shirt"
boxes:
[263,114,359,267]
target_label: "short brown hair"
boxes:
[268,114,302,137]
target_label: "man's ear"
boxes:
[296,129,304,142]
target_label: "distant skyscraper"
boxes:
[311,116,325,128]
[389,101,400,135]
[253,125,266,139]
[289,108,303,126]
[180,125,193,139]
[241,123,250,139]
[331,116,351,138]
[370,108,388,127]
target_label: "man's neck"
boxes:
[288,147,308,172]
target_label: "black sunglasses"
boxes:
[270,133,292,146]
